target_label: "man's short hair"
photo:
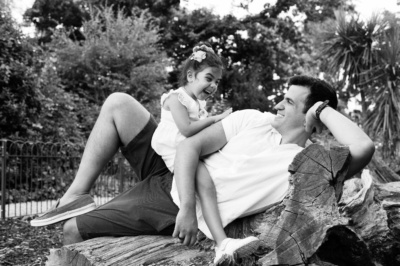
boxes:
[288,75,338,113]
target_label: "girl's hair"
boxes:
[179,43,224,86]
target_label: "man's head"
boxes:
[271,75,338,138]
[288,75,338,113]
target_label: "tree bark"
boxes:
[46,144,400,266]
[339,171,400,265]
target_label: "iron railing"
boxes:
[0,139,135,220]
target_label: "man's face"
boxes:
[271,85,310,133]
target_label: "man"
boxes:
[31,75,375,247]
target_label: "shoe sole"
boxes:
[214,254,234,266]
[30,203,97,226]
[234,239,261,258]
[214,239,262,265]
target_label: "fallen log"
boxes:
[339,171,400,265]
[46,144,400,265]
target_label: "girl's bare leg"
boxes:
[195,162,227,247]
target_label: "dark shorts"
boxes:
[76,116,179,240]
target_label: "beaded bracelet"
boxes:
[315,100,330,120]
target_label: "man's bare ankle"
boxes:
[59,193,90,206]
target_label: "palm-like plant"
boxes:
[321,10,383,114]
[364,15,400,159]
[321,10,400,160]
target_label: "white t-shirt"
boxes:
[170,109,304,239]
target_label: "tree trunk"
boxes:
[46,144,400,266]
[340,171,400,265]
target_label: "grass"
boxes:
[0,215,63,266]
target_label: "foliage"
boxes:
[320,10,384,111]
[0,3,95,143]
[86,0,180,19]
[161,7,304,112]
[363,14,400,159]
[0,217,63,266]
[0,7,41,140]
[22,0,358,114]
[24,0,180,44]
[31,51,99,143]
[24,0,89,43]
[160,0,356,112]
[48,6,168,116]
[269,0,354,25]
[319,9,400,159]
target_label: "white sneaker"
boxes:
[213,236,261,265]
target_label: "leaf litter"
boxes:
[0,215,63,266]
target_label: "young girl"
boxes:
[151,44,231,173]
[151,44,260,265]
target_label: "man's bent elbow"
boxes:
[360,135,375,158]
[365,138,375,163]
[357,137,375,164]
[357,138,375,166]
[347,138,375,179]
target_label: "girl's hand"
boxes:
[214,108,232,122]
[172,208,198,247]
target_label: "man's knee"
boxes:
[63,218,84,245]
[102,92,151,145]
[102,92,133,112]
[103,92,149,118]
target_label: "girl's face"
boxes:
[186,67,222,101]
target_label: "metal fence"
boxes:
[0,139,135,220]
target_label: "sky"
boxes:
[11,0,400,23]
[181,0,400,19]
[9,0,400,35]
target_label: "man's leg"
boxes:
[63,218,82,244]
[60,94,177,244]
[30,92,153,227]
[60,92,151,206]
[63,172,177,245]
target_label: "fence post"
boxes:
[1,140,7,220]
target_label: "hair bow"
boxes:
[190,50,206,62]
[193,45,214,54]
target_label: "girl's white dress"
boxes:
[151,87,208,172]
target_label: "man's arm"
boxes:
[305,102,375,179]
[172,122,227,246]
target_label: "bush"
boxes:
[48,6,169,117]
[0,7,41,140]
